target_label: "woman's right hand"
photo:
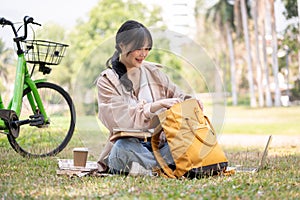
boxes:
[150,98,183,113]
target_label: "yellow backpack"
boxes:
[151,99,228,178]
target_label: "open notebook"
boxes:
[230,135,273,173]
[110,128,153,142]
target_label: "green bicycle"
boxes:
[0,16,76,157]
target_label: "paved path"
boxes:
[218,134,300,148]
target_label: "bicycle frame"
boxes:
[0,52,48,132]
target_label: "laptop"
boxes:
[229,135,273,173]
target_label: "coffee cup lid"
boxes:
[73,147,89,152]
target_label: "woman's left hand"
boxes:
[158,131,166,148]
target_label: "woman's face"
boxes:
[119,42,151,70]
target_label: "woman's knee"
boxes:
[108,138,137,171]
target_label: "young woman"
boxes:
[96,20,203,174]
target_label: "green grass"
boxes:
[0,146,299,199]
[0,106,299,199]
[222,106,300,135]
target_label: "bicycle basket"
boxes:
[22,40,68,65]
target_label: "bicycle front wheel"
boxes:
[7,82,76,157]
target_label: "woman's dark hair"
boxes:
[106,20,153,91]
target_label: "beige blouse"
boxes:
[96,61,192,171]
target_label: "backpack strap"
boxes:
[151,121,177,178]
[204,116,216,135]
[185,115,217,147]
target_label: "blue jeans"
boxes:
[108,138,174,173]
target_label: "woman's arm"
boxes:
[149,98,183,113]
[97,74,157,132]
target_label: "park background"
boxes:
[0,0,299,199]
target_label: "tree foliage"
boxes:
[282,0,298,19]
[205,0,235,31]
[281,0,300,54]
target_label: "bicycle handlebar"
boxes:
[15,16,41,42]
[0,17,12,26]
[22,16,42,27]
[0,16,41,54]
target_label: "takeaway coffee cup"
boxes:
[73,147,89,167]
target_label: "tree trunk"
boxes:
[261,0,273,107]
[297,0,300,77]
[241,0,257,107]
[261,19,273,107]
[225,22,238,106]
[252,0,264,107]
[269,0,281,106]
